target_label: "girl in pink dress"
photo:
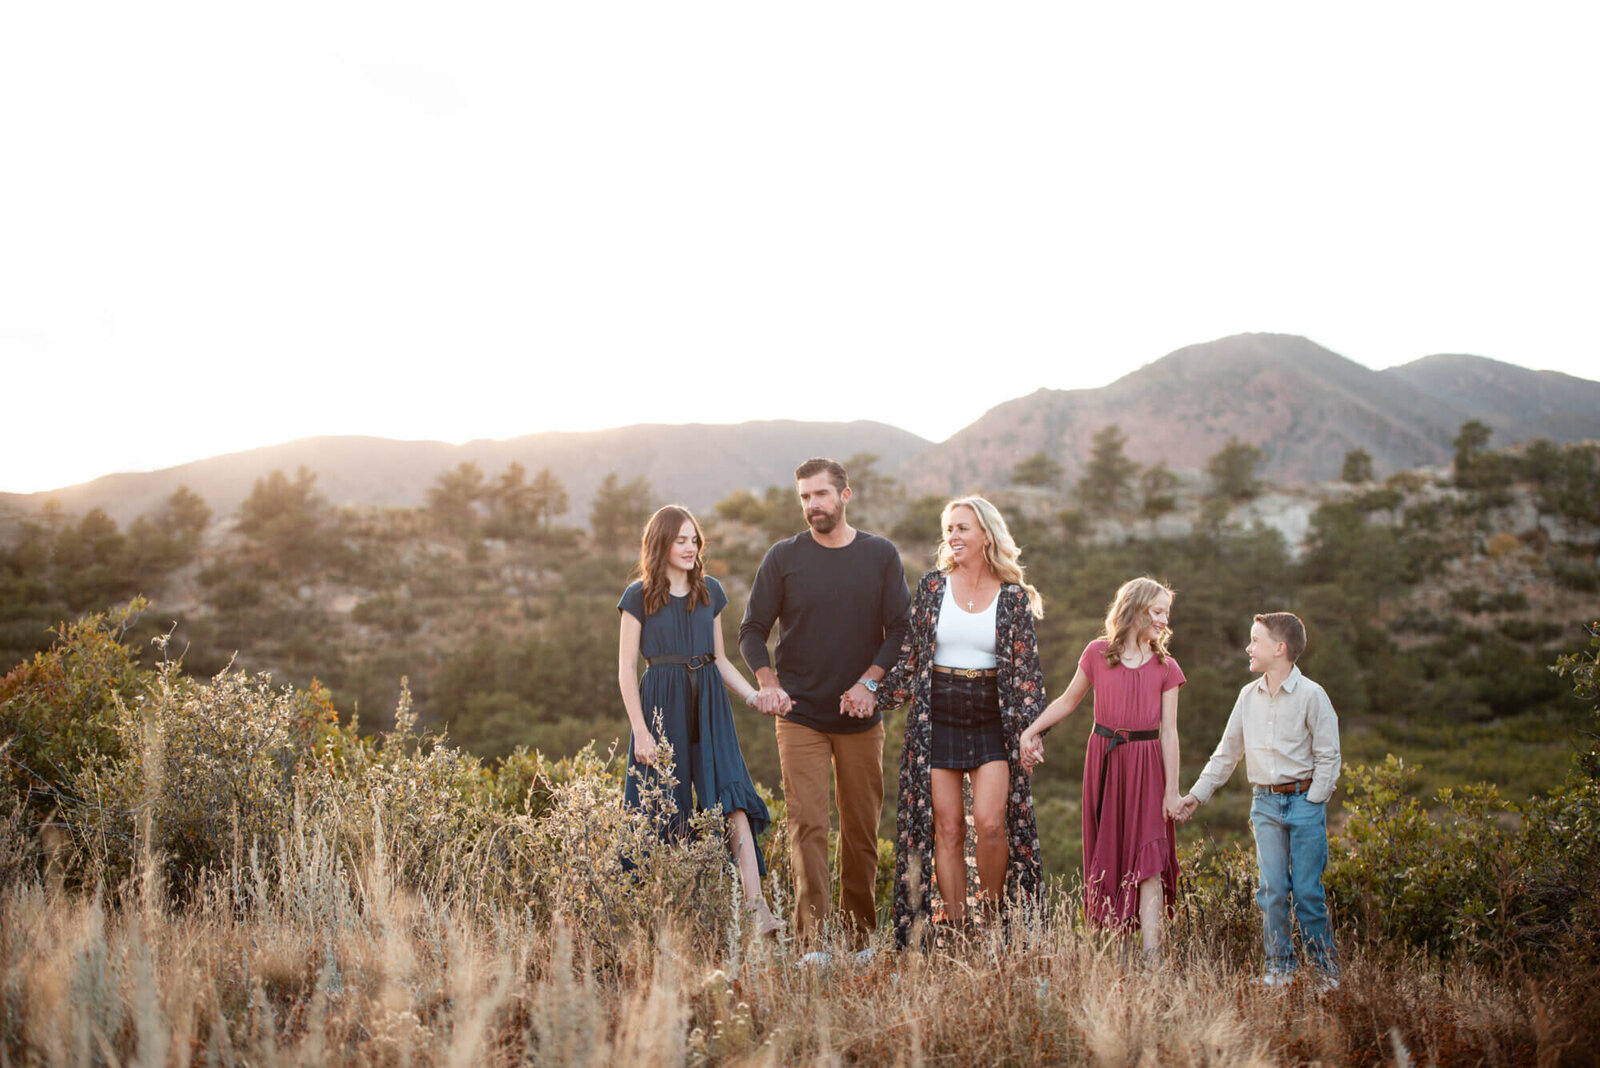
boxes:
[1019,577,1184,957]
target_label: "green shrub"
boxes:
[0,600,150,828]
[1531,622,1600,964]
[1327,756,1515,962]
[1327,627,1600,969]
[71,645,353,895]
[1173,837,1261,969]
[485,741,620,819]
[1481,590,1530,612]
[1545,556,1599,593]
[1498,619,1567,643]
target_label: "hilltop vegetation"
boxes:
[0,596,1596,1064]
[3,431,1597,877]
[3,428,1599,1063]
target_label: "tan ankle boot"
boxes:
[748,898,782,938]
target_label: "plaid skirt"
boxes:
[929,670,1007,770]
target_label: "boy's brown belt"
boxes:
[1091,722,1161,826]
[644,653,715,744]
[1263,778,1313,795]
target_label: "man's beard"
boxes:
[806,506,841,534]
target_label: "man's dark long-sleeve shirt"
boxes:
[738,529,912,733]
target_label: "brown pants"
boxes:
[775,718,885,947]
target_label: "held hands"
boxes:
[839,683,875,719]
[1019,729,1044,772]
[1163,792,1185,822]
[1169,793,1200,823]
[755,685,793,718]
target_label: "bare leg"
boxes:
[728,809,763,901]
[969,760,1011,915]
[729,809,782,938]
[1137,875,1163,955]
[930,768,969,925]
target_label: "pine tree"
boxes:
[1139,462,1179,534]
[1076,425,1138,513]
[427,462,486,535]
[1341,448,1374,485]
[589,473,655,553]
[1011,451,1064,489]
[530,467,570,536]
[1206,437,1265,501]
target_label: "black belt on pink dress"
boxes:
[1091,722,1161,826]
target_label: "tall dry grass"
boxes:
[5,615,1598,1065]
[3,797,1593,1068]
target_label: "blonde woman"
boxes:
[876,497,1046,948]
[1020,577,1184,957]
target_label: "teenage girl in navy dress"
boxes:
[617,505,780,936]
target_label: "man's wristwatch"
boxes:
[858,677,879,693]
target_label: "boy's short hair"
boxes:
[794,457,849,491]
[1254,612,1307,663]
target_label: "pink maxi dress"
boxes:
[1077,639,1185,927]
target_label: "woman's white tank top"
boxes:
[933,579,999,669]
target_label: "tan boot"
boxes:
[748,897,782,939]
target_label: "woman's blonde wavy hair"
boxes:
[1099,576,1174,665]
[934,496,1043,619]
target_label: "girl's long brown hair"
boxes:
[1099,576,1174,666]
[637,505,710,616]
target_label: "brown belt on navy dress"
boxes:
[1091,722,1161,826]
[645,653,715,744]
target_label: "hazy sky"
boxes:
[3,3,1596,495]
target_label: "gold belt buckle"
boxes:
[958,668,980,679]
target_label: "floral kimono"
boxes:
[877,570,1047,948]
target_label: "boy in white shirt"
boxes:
[1177,612,1341,987]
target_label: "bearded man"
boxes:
[739,457,911,951]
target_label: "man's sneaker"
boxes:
[798,950,833,967]
[1311,974,1341,994]
[853,947,877,964]
[1251,970,1294,988]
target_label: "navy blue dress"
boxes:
[618,577,769,873]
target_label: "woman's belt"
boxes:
[1091,722,1161,826]
[932,664,998,679]
[644,654,716,744]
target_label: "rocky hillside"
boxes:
[898,334,1600,495]
[1386,353,1600,443]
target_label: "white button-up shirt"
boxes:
[1188,665,1342,805]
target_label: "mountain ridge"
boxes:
[0,421,931,528]
[898,333,1600,494]
[5,334,1597,525]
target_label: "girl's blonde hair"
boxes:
[935,496,1043,619]
[1099,576,1174,665]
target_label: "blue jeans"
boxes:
[1250,788,1336,975]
